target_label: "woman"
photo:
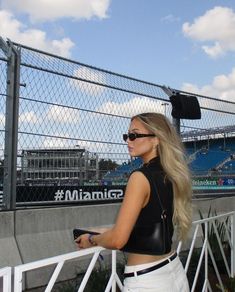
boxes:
[76,112,192,291]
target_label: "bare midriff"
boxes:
[127,250,174,266]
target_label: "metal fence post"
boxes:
[0,38,20,210]
[173,117,181,134]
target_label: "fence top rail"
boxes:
[12,41,166,89]
[172,87,235,105]
[14,246,105,273]
[9,40,235,107]
[192,211,235,225]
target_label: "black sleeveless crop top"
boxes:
[121,156,174,255]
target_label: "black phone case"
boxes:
[73,228,100,240]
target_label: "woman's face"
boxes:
[126,118,159,162]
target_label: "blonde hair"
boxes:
[132,112,192,241]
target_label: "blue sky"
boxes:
[0,0,235,101]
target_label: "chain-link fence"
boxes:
[0,38,235,209]
[0,41,8,208]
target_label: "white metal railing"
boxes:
[1,212,235,292]
[177,211,235,292]
[0,266,11,292]
[14,247,123,292]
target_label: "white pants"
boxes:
[122,253,189,292]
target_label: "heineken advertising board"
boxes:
[192,177,235,189]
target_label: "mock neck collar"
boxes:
[143,156,160,167]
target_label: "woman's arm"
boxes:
[76,171,150,249]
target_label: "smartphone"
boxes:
[73,228,100,240]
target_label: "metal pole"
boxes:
[161,86,180,133]
[161,102,169,116]
[1,38,20,209]
[95,153,99,180]
[173,118,180,134]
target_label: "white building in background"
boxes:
[20,148,99,185]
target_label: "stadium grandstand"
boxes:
[103,125,235,183]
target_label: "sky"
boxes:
[0,0,235,102]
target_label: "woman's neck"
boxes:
[142,155,158,164]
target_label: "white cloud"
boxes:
[46,105,79,124]
[0,113,5,127]
[98,96,165,117]
[72,67,106,96]
[182,6,235,58]
[2,0,110,22]
[0,10,74,57]
[19,111,38,123]
[161,14,180,23]
[182,67,235,102]
[77,140,109,153]
[42,136,70,148]
[41,137,109,153]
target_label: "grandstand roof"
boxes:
[181,125,235,140]
[21,148,86,154]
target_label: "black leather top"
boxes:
[121,156,174,255]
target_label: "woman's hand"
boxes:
[75,233,94,249]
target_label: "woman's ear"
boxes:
[154,137,160,146]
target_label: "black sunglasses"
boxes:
[123,133,156,142]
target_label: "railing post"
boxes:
[0,267,11,292]
[14,266,23,292]
[205,221,208,292]
[111,250,116,292]
[232,213,235,277]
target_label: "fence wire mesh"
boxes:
[0,40,235,208]
[0,55,7,206]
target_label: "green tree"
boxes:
[98,159,119,179]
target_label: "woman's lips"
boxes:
[128,146,134,152]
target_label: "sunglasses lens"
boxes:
[129,133,136,141]
[123,133,136,141]
[123,133,155,142]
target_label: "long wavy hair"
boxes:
[132,112,192,241]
